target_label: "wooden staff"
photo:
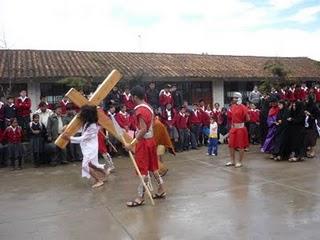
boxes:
[121,135,155,206]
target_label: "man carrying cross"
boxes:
[124,86,166,207]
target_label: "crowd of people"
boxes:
[0,81,319,172]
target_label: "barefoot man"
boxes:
[124,86,166,207]
[225,92,249,168]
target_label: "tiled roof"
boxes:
[0,49,320,81]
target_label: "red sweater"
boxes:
[115,112,131,130]
[59,100,69,115]
[248,109,260,123]
[286,88,296,102]
[4,126,23,144]
[315,88,320,103]
[15,97,31,117]
[175,112,189,129]
[161,108,177,127]
[200,109,210,126]
[121,93,135,110]
[189,110,202,125]
[159,91,173,107]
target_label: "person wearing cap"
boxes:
[226,92,249,168]
[159,84,173,109]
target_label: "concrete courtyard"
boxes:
[1,145,320,240]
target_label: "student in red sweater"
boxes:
[314,85,320,104]
[287,84,296,102]
[4,118,24,170]
[60,96,70,115]
[248,103,261,144]
[115,105,131,132]
[175,106,190,151]
[122,87,135,112]
[15,90,31,132]
[39,96,53,110]
[189,103,202,149]
[159,84,173,109]
[161,103,179,144]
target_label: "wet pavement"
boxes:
[1,144,320,240]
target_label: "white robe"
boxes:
[70,123,105,178]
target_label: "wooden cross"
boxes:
[55,69,132,149]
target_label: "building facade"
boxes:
[1,49,320,111]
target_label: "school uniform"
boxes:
[0,129,6,167]
[175,112,190,150]
[4,126,24,168]
[4,103,16,126]
[248,109,261,144]
[15,96,31,131]
[28,121,46,166]
[0,102,5,130]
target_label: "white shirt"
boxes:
[35,109,53,128]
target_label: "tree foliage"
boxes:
[259,60,292,94]
[58,77,92,93]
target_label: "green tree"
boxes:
[259,60,291,94]
[58,77,92,93]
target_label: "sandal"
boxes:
[92,181,104,188]
[225,162,235,167]
[152,192,167,199]
[126,199,145,207]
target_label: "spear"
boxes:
[110,115,155,206]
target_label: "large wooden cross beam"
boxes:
[55,70,132,149]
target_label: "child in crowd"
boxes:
[4,118,24,170]
[4,96,16,126]
[248,103,261,144]
[28,114,46,167]
[207,117,218,156]
[15,90,31,133]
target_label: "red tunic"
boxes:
[228,104,249,149]
[15,97,31,117]
[134,104,158,175]
[159,91,173,107]
[121,93,135,111]
[4,126,23,144]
